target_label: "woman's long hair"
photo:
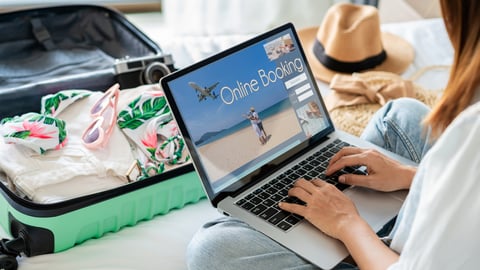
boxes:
[423,0,480,138]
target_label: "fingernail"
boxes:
[339,175,345,183]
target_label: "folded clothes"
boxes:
[30,174,126,204]
[117,84,191,180]
[0,84,191,203]
[0,89,93,154]
[0,88,135,203]
[41,89,92,116]
[0,113,67,154]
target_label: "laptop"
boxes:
[160,23,415,269]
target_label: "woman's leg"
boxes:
[360,98,434,163]
[187,217,322,270]
[187,217,358,270]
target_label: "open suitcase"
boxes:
[0,5,204,269]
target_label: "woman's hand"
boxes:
[278,147,415,265]
[280,178,401,269]
[279,179,362,240]
[326,147,416,192]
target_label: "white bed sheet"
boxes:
[0,18,453,270]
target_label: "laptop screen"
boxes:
[161,23,334,203]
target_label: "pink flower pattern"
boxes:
[18,120,55,139]
[141,129,157,150]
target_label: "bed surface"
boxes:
[0,18,452,270]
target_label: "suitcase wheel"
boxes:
[0,254,17,270]
[0,238,23,270]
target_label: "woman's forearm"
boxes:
[340,217,399,270]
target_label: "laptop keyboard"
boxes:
[235,138,367,231]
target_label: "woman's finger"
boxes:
[311,178,328,187]
[328,146,362,165]
[279,200,306,216]
[288,186,313,203]
[293,178,318,192]
[326,153,367,175]
[338,173,370,186]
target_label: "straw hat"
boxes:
[298,3,414,82]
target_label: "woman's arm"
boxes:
[340,216,399,270]
[280,179,399,269]
[279,179,399,269]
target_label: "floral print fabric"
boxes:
[117,90,190,180]
[41,90,92,116]
[0,90,90,154]
[0,113,67,154]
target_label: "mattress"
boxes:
[0,17,452,270]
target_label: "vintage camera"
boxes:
[114,54,176,89]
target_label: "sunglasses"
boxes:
[82,84,120,149]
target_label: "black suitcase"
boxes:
[0,5,204,270]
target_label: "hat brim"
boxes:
[298,26,415,83]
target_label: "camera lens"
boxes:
[142,62,172,84]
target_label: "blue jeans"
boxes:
[187,98,433,270]
[360,98,433,163]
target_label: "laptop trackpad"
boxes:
[345,187,406,232]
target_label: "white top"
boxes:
[388,99,480,269]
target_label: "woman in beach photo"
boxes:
[244,107,268,145]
